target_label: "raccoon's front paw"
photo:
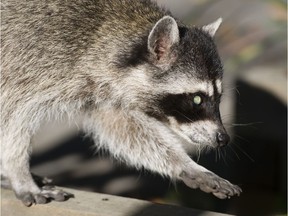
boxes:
[17,186,74,206]
[180,170,241,199]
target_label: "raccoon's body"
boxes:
[1,0,241,206]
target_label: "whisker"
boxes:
[234,134,251,143]
[224,147,228,159]
[222,85,241,96]
[218,148,221,162]
[171,178,178,193]
[197,145,202,163]
[228,145,241,160]
[231,142,255,162]
[226,125,236,129]
[221,114,236,118]
[219,149,229,166]
[221,116,236,121]
[225,122,263,130]
[173,110,193,122]
[215,148,218,163]
[173,109,203,124]
[231,122,263,127]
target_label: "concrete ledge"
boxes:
[1,187,231,216]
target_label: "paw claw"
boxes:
[21,194,34,207]
[213,192,227,199]
[35,194,47,204]
[53,194,66,202]
[40,186,74,202]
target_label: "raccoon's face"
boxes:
[144,16,229,149]
[116,16,229,149]
[145,18,230,149]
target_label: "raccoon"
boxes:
[1,0,241,206]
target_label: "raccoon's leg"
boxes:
[83,108,191,179]
[1,161,53,190]
[83,108,241,199]
[1,128,73,206]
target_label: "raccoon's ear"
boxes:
[202,18,222,37]
[148,16,179,69]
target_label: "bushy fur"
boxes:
[1,0,241,205]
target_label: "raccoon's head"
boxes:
[117,16,229,150]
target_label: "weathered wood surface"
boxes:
[1,187,232,216]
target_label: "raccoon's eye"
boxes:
[193,95,202,105]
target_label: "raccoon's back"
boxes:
[1,0,167,118]
[1,0,166,80]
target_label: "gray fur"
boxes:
[1,0,241,205]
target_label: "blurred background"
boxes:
[30,0,287,215]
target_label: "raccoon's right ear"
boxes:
[148,16,179,70]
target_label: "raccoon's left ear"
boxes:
[148,16,179,69]
[202,18,223,37]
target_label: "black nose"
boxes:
[217,132,230,147]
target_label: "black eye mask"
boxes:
[157,92,220,123]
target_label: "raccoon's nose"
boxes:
[216,132,230,147]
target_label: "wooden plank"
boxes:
[1,187,232,216]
